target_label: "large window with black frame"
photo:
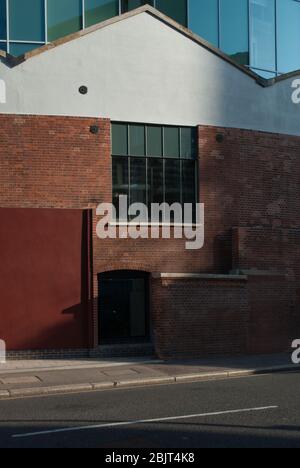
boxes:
[111,122,198,223]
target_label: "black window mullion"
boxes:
[180,159,183,207]
[128,156,131,212]
[163,159,166,222]
[127,124,130,220]
[179,128,183,207]
[145,157,148,216]
[162,126,165,222]
[145,124,149,218]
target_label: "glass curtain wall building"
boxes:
[0,0,300,77]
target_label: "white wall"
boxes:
[0,12,299,136]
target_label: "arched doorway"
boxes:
[98,271,150,344]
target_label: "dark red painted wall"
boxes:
[0,208,89,350]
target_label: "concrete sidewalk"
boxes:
[0,353,298,400]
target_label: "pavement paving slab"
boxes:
[0,353,297,399]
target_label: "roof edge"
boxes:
[0,5,299,88]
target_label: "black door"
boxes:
[98,271,149,343]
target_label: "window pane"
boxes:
[112,123,128,155]
[250,0,276,75]
[129,124,145,156]
[182,161,196,204]
[85,0,119,27]
[0,0,6,40]
[277,0,300,74]
[47,0,82,42]
[9,42,42,56]
[251,69,276,79]
[165,159,181,206]
[121,0,153,13]
[0,42,6,51]
[220,0,249,66]
[164,127,179,158]
[188,0,218,47]
[148,159,163,205]
[147,125,162,157]
[130,157,147,206]
[181,127,197,159]
[9,0,44,41]
[112,156,129,220]
[182,160,196,223]
[156,0,187,26]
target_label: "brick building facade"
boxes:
[0,112,299,358]
[0,7,299,359]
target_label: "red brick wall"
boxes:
[0,114,111,209]
[151,277,249,359]
[247,275,292,355]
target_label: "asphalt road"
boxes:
[0,371,300,448]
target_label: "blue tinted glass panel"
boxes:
[48,0,82,42]
[277,0,300,74]
[156,0,187,26]
[9,0,44,41]
[121,1,153,13]
[85,0,119,27]
[0,0,6,40]
[0,42,6,51]
[10,42,41,56]
[250,0,276,74]
[220,0,249,66]
[188,0,218,47]
[250,68,276,79]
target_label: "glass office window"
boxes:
[112,123,197,221]
[112,123,128,155]
[156,0,187,26]
[130,158,147,205]
[129,124,145,156]
[165,159,181,206]
[220,0,249,66]
[188,0,218,47]
[147,125,163,157]
[85,0,119,27]
[0,0,6,40]
[182,160,196,204]
[164,127,180,158]
[148,159,163,205]
[277,0,300,74]
[121,0,153,13]
[47,0,82,42]
[250,0,276,77]
[9,0,45,41]
[112,156,129,219]
[181,127,197,159]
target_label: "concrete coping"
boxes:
[237,269,286,278]
[152,273,248,281]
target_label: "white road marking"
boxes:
[12,405,278,439]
